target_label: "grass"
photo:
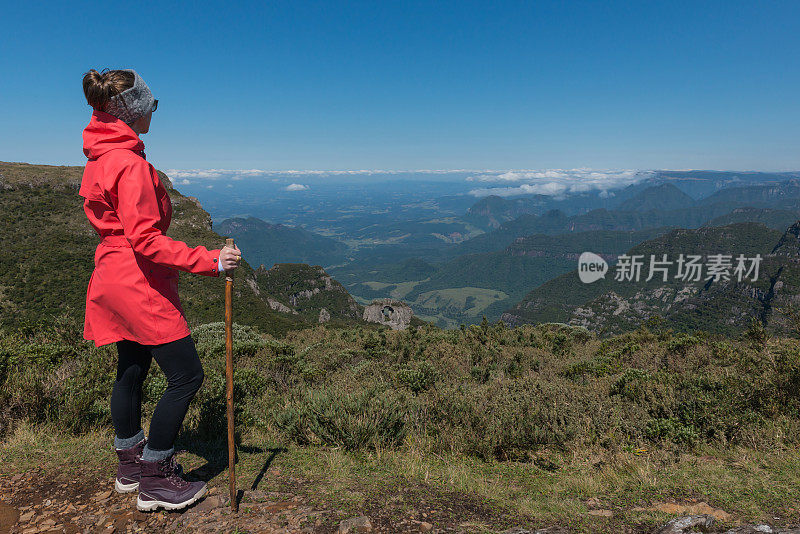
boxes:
[4,317,800,531]
[415,287,510,316]
[3,421,800,533]
[356,279,426,301]
[389,280,425,299]
[361,281,395,290]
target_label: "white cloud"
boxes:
[466,169,653,197]
[166,169,225,179]
[164,168,491,180]
[164,167,655,199]
[285,183,309,191]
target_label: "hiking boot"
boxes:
[114,438,185,494]
[136,451,207,512]
[114,437,146,493]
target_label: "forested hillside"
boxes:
[0,162,373,337]
[502,222,800,336]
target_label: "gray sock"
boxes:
[114,428,145,450]
[141,444,175,463]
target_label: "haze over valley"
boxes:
[167,168,800,330]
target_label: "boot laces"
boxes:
[160,451,189,488]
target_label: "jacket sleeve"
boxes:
[113,157,222,277]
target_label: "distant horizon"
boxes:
[165,167,800,176]
[157,167,800,199]
[4,160,800,175]
[6,160,800,200]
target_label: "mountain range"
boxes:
[214,216,349,269]
[5,160,800,335]
[501,222,800,336]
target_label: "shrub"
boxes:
[396,361,438,392]
[3,316,800,459]
[274,385,409,450]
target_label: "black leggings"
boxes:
[112,334,204,451]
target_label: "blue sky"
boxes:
[2,0,799,171]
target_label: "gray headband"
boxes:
[104,69,155,125]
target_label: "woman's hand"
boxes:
[219,245,242,272]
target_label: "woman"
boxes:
[79,68,242,512]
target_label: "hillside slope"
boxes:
[0,162,371,336]
[451,178,800,258]
[252,262,363,324]
[703,207,800,230]
[501,222,800,335]
[215,216,349,269]
[616,183,695,211]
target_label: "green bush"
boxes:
[396,360,438,392]
[3,318,800,461]
[275,384,409,450]
[666,333,702,353]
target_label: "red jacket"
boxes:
[80,110,222,347]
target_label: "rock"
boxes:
[419,521,433,532]
[722,526,772,533]
[497,528,531,534]
[585,497,602,508]
[94,490,113,502]
[722,526,800,534]
[339,515,373,533]
[652,500,731,521]
[191,495,222,513]
[363,299,413,330]
[588,509,613,517]
[655,514,715,534]
[267,297,297,314]
[0,502,20,532]
[319,307,331,323]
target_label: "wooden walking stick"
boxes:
[224,237,238,513]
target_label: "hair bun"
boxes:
[82,68,134,111]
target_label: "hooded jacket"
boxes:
[79,109,222,347]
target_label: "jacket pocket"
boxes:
[142,261,179,299]
[143,261,181,312]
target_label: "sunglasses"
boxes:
[151,99,158,113]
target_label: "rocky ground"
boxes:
[2,467,800,534]
[0,467,546,534]
[0,468,325,533]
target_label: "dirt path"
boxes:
[0,468,558,534]
[0,468,335,533]
[4,467,799,533]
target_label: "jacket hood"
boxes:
[83,109,145,160]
